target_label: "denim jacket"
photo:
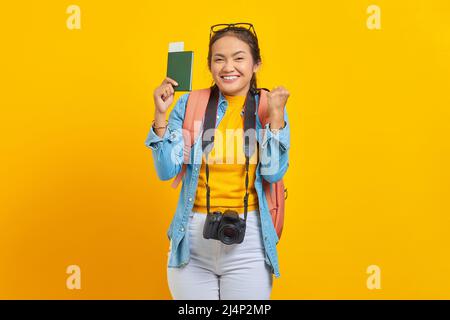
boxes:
[144,90,290,278]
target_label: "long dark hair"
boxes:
[207,26,261,94]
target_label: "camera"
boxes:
[203,209,246,245]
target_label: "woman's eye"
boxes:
[236,57,244,60]
[215,59,223,62]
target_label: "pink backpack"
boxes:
[170,88,286,240]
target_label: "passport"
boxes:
[166,42,193,91]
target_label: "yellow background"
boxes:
[1,0,449,299]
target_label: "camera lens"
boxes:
[218,225,239,245]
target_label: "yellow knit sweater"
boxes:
[192,94,259,214]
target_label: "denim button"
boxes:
[188,197,192,202]
[180,227,185,232]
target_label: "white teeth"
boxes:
[222,76,238,80]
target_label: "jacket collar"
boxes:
[218,89,227,113]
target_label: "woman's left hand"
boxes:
[267,86,290,129]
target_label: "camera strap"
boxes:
[201,85,257,222]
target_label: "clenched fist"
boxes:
[267,86,290,129]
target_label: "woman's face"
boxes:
[210,35,260,96]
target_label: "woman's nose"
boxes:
[223,61,236,72]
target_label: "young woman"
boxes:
[145,23,290,300]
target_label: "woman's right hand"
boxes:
[153,77,179,114]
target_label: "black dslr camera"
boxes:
[203,209,246,245]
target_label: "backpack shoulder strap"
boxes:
[182,88,211,148]
[257,88,286,239]
[170,88,211,188]
[257,88,270,127]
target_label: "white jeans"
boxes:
[167,210,273,300]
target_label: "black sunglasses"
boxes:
[210,23,257,40]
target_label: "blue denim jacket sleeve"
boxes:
[259,105,290,183]
[144,93,189,181]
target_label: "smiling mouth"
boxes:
[220,75,240,81]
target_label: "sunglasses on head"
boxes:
[210,23,257,40]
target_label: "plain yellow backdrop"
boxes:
[1,0,449,299]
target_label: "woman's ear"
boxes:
[253,61,262,73]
